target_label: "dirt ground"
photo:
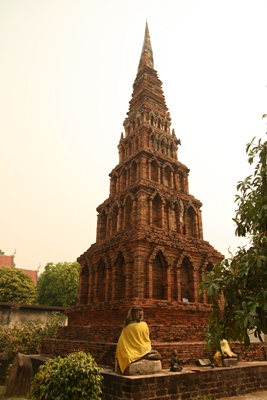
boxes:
[0,386,27,400]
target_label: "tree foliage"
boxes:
[37,262,80,307]
[30,351,103,400]
[0,267,37,304]
[200,134,267,350]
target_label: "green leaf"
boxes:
[207,285,214,297]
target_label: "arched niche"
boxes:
[79,263,89,305]
[152,193,162,228]
[180,257,195,302]
[186,206,198,238]
[152,251,168,300]
[114,252,125,300]
[96,259,106,302]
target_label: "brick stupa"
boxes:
[43,23,224,367]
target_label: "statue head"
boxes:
[124,305,144,326]
[131,306,143,322]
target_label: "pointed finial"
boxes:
[138,20,154,71]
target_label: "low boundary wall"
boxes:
[0,302,66,327]
[102,362,267,400]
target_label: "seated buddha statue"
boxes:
[115,305,161,374]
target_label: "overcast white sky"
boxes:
[1,0,267,272]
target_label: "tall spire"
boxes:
[126,21,169,121]
[138,20,154,71]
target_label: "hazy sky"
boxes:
[1,0,267,272]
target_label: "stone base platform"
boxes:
[223,358,238,367]
[101,362,267,400]
[124,360,162,376]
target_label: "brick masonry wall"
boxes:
[41,339,117,367]
[56,320,209,344]
[65,301,212,338]
[101,362,267,400]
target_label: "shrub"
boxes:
[29,351,103,400]
[0,312,65,358]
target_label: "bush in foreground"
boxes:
[29,351,103,400]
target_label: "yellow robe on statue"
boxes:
[115,321,152,373]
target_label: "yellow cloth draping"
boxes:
[115,321,152,373]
